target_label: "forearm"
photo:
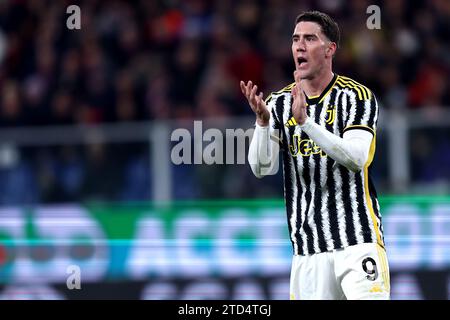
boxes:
[248,123,280,178]
[300,118,372,172]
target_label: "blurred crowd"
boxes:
[0,0,449,204]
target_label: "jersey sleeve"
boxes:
[264,93,283,145]
[343,88,379,137]
[265,94,281,128]
[248,93,283,178]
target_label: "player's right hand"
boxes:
[292,70,308,125]
[240,80,270,126]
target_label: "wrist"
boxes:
[297,117,307,126]
[299,116,312,128]
[298,116,307,126]
[256,117,269,127]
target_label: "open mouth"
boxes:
[297,57,308,67]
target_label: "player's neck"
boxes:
[302,70,334,98]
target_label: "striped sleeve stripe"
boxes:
[267,97,281,130]
[265,84,294,104]
[340,76,372,98]
[367,96,379,129]
[335,90,345,135]
[268,82,296,101]
[346,89,358,126]
[336,79,365,100]
[339,76,372,100]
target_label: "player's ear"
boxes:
[326,42,337,58]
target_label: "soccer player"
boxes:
[241,11,390,300]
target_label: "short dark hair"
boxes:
[295,11,340,48]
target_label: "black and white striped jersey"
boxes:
[266,73,384,256]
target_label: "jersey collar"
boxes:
[304,73,338,105]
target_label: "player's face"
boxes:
[292,21,332,80]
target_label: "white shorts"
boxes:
[290,243,390,300]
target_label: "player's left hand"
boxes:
[292,70,308,125]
